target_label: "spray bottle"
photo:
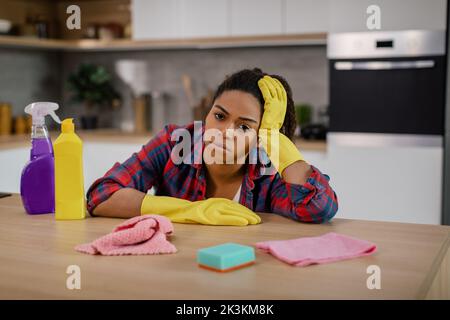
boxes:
[20,102,61,214]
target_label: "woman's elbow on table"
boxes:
[89,188,146,218]
[293,190,339,224]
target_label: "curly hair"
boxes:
[212,68,297,139]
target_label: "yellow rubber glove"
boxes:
[257,75,305,173]
[140,195,261,226]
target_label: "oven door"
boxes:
[329,56,446,135]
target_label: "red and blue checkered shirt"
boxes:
[86,122,338,223]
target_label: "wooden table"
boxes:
[0,194,449,299]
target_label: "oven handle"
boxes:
[334,60,435,70]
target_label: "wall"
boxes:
[443,1,450,225]
[0,48,62,129]
[329,0,447,33]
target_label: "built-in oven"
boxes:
[326,30,447,225]
[327,30,446,146]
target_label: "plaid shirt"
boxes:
[86,122,338,223]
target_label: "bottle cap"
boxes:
[61,118,75,133]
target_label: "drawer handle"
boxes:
[334,60,435,70]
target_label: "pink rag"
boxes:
[255,232,376,267]
[75,215,177,256]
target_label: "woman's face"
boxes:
[204,90,261,165]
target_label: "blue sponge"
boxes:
[197,243,255,272]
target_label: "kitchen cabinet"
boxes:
[83,142,144,191]
[132,0,180,40]
[2,143,324,195]
[133,0,287,40]
[285,0,329,34]
[0,131,326,195]
[133,0,229,40]
[326,143,443,225]
[2,136,442,225]
[299,143,443,225]
[0,143,143,195]
[179,0,229,38]
[229,0,283,36]
[0,148,28,194]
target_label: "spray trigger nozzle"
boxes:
[48,111,61,124]
[24,102,61,125]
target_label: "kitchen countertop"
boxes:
[0,193,449,299]
[0,129,327,152]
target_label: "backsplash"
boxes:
[0,45,328,132]
[0,48,62,130]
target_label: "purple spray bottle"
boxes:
[20,102,61,214]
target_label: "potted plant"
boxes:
[67,63,121,129]
[294,103,312,136]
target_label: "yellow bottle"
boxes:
[54,118,86,220]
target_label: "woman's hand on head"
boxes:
[257,75,287,131]
[257,76,307,176]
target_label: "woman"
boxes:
[86,68,338,224]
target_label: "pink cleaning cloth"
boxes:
[75,215,177,256]
[255,232,376,267]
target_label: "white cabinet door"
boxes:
[301,142,443,225]
[285,0,329,34]
[133,0,228,40]
[230,0,283,36]
[83,142,144,191]
[327,144,443,225]
[179,0,229,38]
[0,143,154,199]
[0,148,29,194]
[132,0,181,40]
